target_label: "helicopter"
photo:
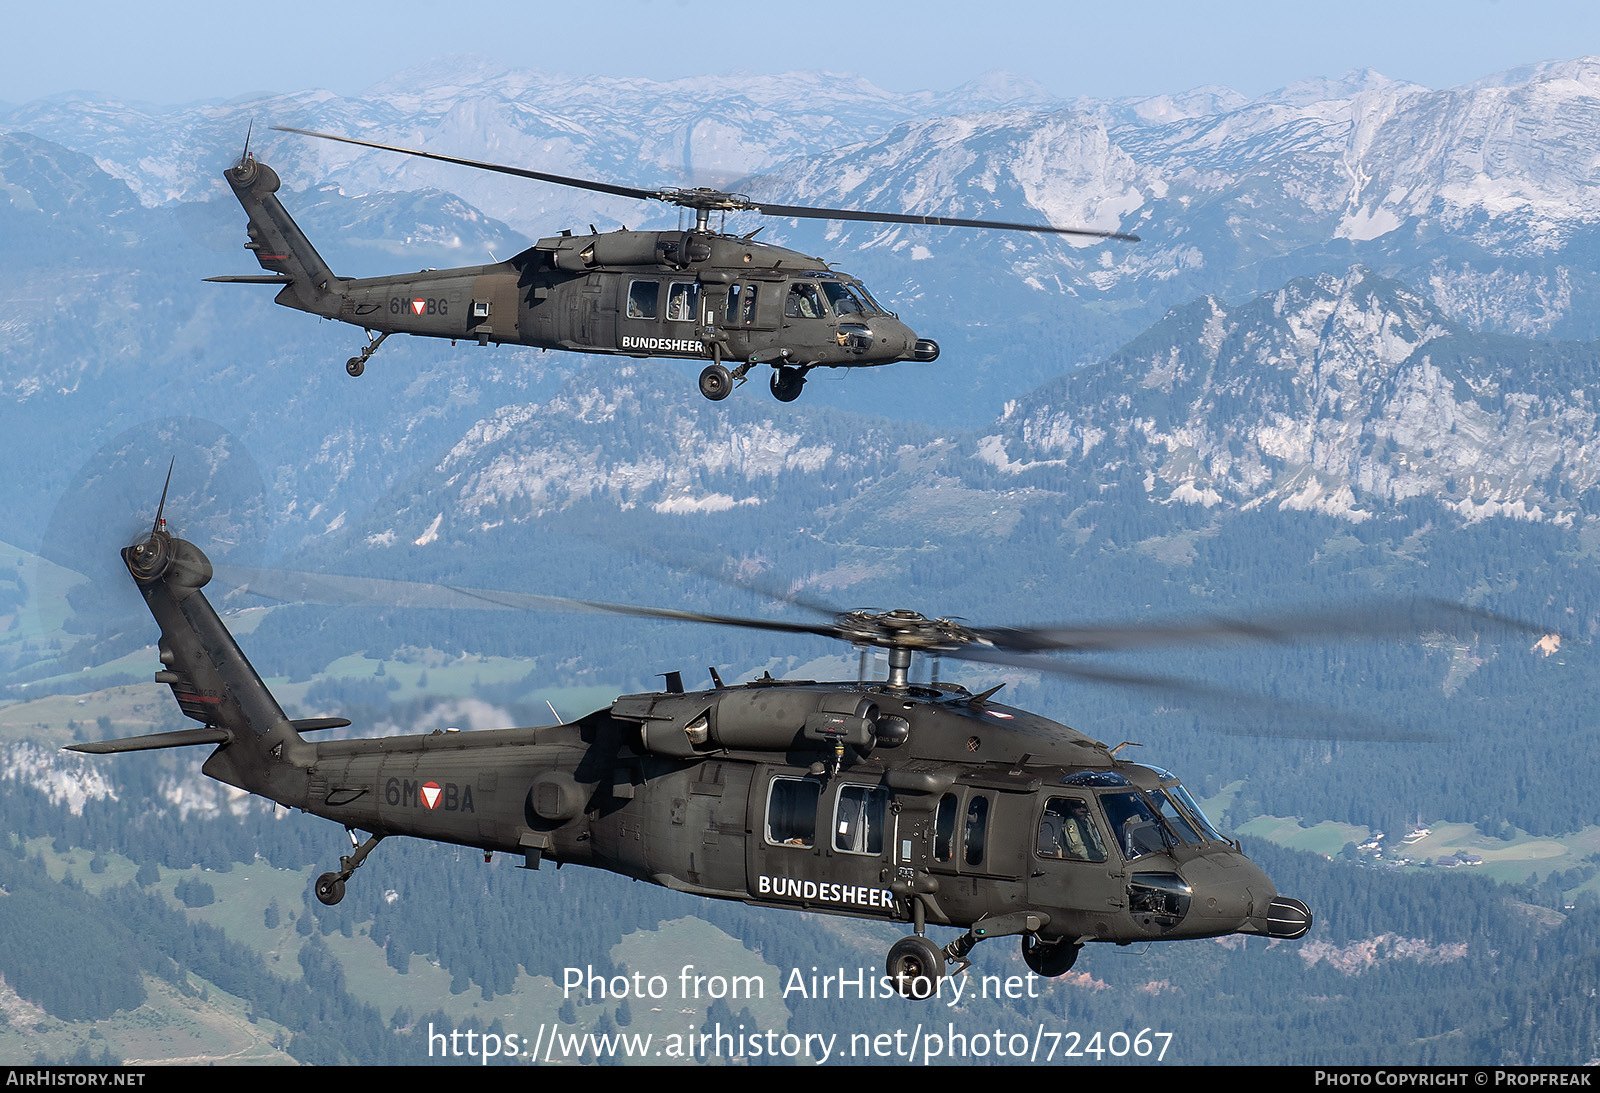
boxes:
[205,127,1139,403]
[66,488,1540,998]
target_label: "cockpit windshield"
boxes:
[1100,792,1171,860]
[821,281,870,317]
[1042,772,1228,864]
[1150,789,1202,844]
[1095,784,1227,861]
[1166,784,1227,843]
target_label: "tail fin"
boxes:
[205,155,344,319]
[68,522,314,800]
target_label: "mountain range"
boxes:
[2,56,1599,1066]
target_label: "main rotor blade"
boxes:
[968,599,1548,655]
[562,520,847,622]
[272,126,1139,241]
[219,566,842,641]
[947,646,1443,742]
[751,200,1141,241]
[271,126,663,203]
[222,560,1549,660]
[949,644,1241,692]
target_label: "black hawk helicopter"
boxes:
[206,127,1138,403]
[66,487,1538,997]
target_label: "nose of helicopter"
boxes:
[869,316,938,364]
[1177,852,1313,940]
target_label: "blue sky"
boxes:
[8,0,1600,105]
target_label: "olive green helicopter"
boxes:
[68,476,1536,998]
[206,127,1138,403]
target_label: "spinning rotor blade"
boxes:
[221,567,843,642]
[273,126,1139,241]
[945,645,1443,742]
[967,599,1548,655]
[563,521,849,623]
[215,561,1538,742]
[222,562,1547,663]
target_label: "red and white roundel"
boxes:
[411,298,427,315]
[420,781,442,810]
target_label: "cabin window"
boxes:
[934,793,957,862]
[666,282,700,322]
[1037,796,1107,863]
[834,784,889,855]
[964,795,990,867]
[765,777,820,847]
[726,284,759,326]
[626,280,659,320]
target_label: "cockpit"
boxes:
[1036,769,1228,864]
[785,273,887,318]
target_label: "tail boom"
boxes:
[214,157,343,318]
[69,528,316,803]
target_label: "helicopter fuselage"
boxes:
[212,158,937,400]
[75,527,1309,996]
[296,683,1294,949]
[330,233,924,362]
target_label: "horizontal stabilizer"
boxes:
[65,727,229,754]
[204,274,294,284]
[291,717,352,733]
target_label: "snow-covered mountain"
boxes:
[11,56,1600,339]
[6,55,1600,540]
[295,267,1600,606]
[974,267,1600,525]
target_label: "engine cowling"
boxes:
[616,688,882,758]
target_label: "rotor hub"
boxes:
[658,187,755,213]
[124,530,175,584]
[833,609,974,652]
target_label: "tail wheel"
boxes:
[1021,935,1080,977]
[886,935,945,999]
[698,363,733,401]
[315,872,347,906]
[345,358,366,378]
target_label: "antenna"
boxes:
[151,458,175,539]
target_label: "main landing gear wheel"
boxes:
[315,872,346,906]
[345,357,365,377]
[769,366,805,402]
[886,935,946,999]
[698,363,732,401]
[1021,935,1080,977]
